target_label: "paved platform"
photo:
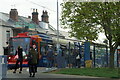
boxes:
[1,67,119,80]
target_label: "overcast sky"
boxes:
[0,0,63,30]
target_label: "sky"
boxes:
[0,0,63,30]
[0,0,106,43]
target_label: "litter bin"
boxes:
[0,55,7,79]
[85,60,92,68]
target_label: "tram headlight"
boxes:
[25,56,27,59]
[8,57,11,59]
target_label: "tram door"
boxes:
[39,41,48,67]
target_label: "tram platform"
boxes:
[2,67,118,80]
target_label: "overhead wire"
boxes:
[25,0,56,12]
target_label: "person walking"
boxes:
[72,49,77,68]
[56,46,65,68]
[75,50,81,68]
[13,46,23,73]
[46,45,54,70]
[28,45,38,77]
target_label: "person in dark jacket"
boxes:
[28,45,38,77]
[75,49,81,68]
[13,46,23,73]
[30,44,38,72]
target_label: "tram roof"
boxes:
[33,34,52,43]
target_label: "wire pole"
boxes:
[57,0,59,54]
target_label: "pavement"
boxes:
[1,67,119,80]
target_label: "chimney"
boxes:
[9,9,18,21]
[28,16,31,19]
[41,10,49,23]
[32,9,39,24]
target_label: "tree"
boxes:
[61,2,120,68]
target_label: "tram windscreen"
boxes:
[10,37,30,56]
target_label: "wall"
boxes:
[0,26,3,55]
[0,26,13,55]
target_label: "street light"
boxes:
[57,0,59,54]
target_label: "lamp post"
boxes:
[57,0,59,54]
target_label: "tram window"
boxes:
[10,38,30,55]
[41,46,46,56]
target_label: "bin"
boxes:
[0,55,7,79]
[85,60,92,68]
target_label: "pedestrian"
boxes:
[13,46,23,73]
[69,49,74,68]
[64,50,69,68]
[75,50,81,68]
[28,45,38,77]
[71,49,77,68]
[61,47,66,68]
[3,42,9,55]
[90,52,92,60]
[31,44,38,72]
[46,45,54,70]
[56,46,65,68]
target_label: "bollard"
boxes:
[0,55,7,79]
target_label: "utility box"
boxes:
[0,55,7,79]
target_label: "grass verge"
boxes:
[50,68,120,79]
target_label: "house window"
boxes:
[6,31,10,42]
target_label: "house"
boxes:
[0,8,79,55]
[0,18,13,55]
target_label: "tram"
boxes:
[7,32,42,68]
[7,32,108,69]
